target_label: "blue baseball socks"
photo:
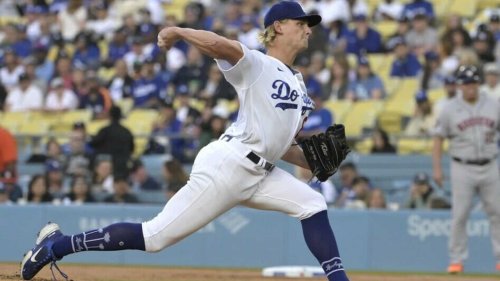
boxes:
[52,223,145,258]
[301,210,349,281]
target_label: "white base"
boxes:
[261,266,325,278]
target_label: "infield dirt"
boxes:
[1,263,498,281]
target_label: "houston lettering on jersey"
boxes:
[270,79,313,114]
[457,117,495,131]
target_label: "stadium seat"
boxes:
[127,109,159,125]
[367,54,388,72]
[122,119,153,136]
[448,0,477,18]
[428,88,446,103]
[62,110,93,125]
[343,100,384,137]
[0,111,30,129]
[432,0,452,19]
[354,137,373,154]
[116,98,134,116]
[383,98,416,117]
[324,100,352,123]
[133,137,149,158]
[374,21,398,40]
[0,122,19,134]
[377,111,404,134]
[392,78,420,100]
[18,121,50,136]
[477,0,499,10]
[86,120,109,136]
[397,138,432,154]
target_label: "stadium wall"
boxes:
[0,205,495,273]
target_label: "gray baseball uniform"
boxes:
[434,92,500,264]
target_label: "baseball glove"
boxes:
[301,124,350,182]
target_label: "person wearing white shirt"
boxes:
[318,0,350,26]
[5,73,43,112]
[480,63,500,100]
[44,77,79,112]
[374,0,404,21]
[238,17,262,50]
[85,4,120,41]
[0,51,25,90]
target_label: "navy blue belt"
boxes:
[220,135,275,172]
[452,157,492,166]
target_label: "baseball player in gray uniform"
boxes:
[20,2,350,281]
[433,65,500,273]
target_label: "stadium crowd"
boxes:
[0,0,499,209]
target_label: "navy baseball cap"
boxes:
[444,76,456,85]
[415,90,428,103]
[413,172,430,184]
[264,1,322,28]
[456,65,481,84]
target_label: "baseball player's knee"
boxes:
[144,235,180,253]
[298,191,328,220]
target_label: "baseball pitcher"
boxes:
[20,2,350,281]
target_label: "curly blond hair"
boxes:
[258,19,288,47]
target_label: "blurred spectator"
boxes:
[2,182,23,203]
[123,36,149,72]
[28,137,66,164]
[44,159,66,200]
[374,0,404,21]
[370,128,396,153]
[402,0,434,20]
[130,159,161,191]
[420,51,446,90]
[62,175,95,205]
[405,9,438,57]
[162,158,188,200]
[405,172,436,209]
[175,84,202,128]
[433,76,457,117]
[91,155,114,194]
[366,188,387,209]
[103,177,139,204]
[404,90,434,137]
[64,135,89,177]
[90,106,134,178]
[326,20,350,53]
[310,52,330,86]
[348,0,369,17]
[481,63,500,100]
[389,36,421,77]
[296,166,337,205]
[23,55,48,91]
[53,53,73,89]
[323,56,351,100]
[488,13,500,41]
[440,16,472,62]
[107,27,130,65]
[137,8,159,44]
[3,24,32,58]
[172,46,209,94]
[44,77,79,112]
[78,75,112,119]
[344,176,371,209]
[298,90,333,140]
[199,63,237,103]
[303,16,329,59]
[318,0,350,25]
[295,56,323,98]
[388,15,411,43]
[131,58,165,108]
[0,50,25,90]
[346,56,385,100]
[33,45,55,84]
[346,14,383,56]
[0,183,13,205]
[108,59,133,102]
[26,174,53,203]
[0,82,6,110]
[5,73,43,112]
[334,162,359,208]
[198,113,228,150]
[58,0,87,42]
[150,101,182,155]
[85,2,119,41]
[0,126,17,185]
[472,30,496,64]
[72,32,101,70]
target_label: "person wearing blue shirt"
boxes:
[389,37,421,77]
[489,14,500,41]
[72,33,100,69]
[298,90,333,140]
[347,57,386,100]
[346,14,383,56]
[107,28,130,64]
[131,59,165,108]
[402,0,434,20]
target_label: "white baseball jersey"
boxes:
[434,92,500,159]
[215,43,314,162]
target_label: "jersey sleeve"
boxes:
[215,43,263,89]
[433,107,450,138]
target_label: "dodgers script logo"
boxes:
[271,80,314,114]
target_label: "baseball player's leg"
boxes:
[449,161,477,264]
[477,162,500,264]
[242,168,349,281]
